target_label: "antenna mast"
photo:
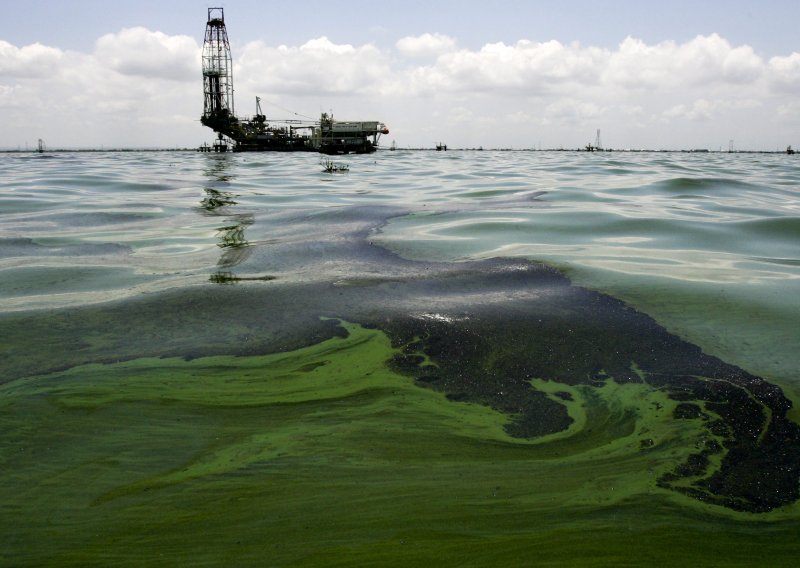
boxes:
[202,8,234,119]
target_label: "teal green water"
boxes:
[1,150,799,565]
[3,150,796,393]
[373,152,800,401]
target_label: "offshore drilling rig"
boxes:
[201,8,388,153]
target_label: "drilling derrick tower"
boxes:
[201,8,236,138]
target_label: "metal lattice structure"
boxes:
[202,8,234,119]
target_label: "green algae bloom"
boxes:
[2,317,799,566]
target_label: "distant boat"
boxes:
[436,142,447,151]
[37,139,45,153]
[788,145,795,155]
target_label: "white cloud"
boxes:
[722,45,763,83]
[236,37,390,96]
[545,98,605,123]
[0,84,21,107]
[0,40,63,78]
[95,27,199,81]
[0,32,201,147]
[663,100,713,122]
[446,106,496,125]
[605,34,764,90]
[0,28,797,150]
[662,98,762,122]
[396,33,457,58]
[777,100,800,119]
[389,33,766,101]
[403,40,607,95]
[675,34,745,85]
[768,52,800,93]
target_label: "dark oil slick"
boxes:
[377,260,800,513]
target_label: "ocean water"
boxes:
[1,149,799,565]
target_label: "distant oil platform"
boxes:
[199,8,388,154]
[585,129,603,152]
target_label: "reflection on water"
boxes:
[200,154,255,283]
[200,187,238,210]
[215,214,254,268]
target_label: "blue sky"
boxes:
[2,0,799,149]
[5,0,799,56]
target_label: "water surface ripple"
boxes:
[1,150,798,389]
